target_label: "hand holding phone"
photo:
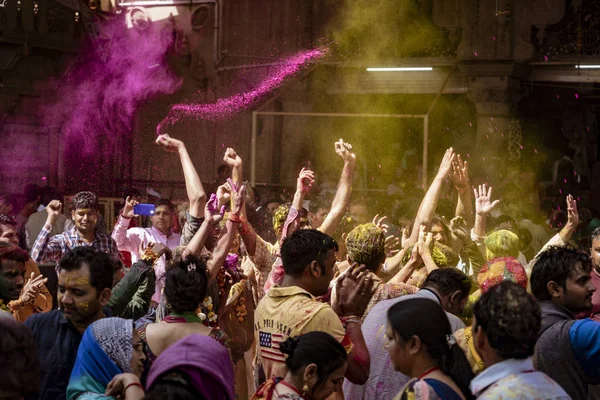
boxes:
[134,204,156,216]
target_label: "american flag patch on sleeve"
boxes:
[259,331,286,363]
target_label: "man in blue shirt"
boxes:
[531,246,600,399]
[25,247,114,400]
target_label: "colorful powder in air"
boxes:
[157,47,327,134]
[45,16,181,151]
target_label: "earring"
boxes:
[302,382,310,396]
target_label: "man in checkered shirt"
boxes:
[31,191,120,268]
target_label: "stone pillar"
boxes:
[467,76,521,161]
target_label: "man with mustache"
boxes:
[112,197,181,309]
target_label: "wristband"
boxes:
[141,248,160,265]
[124,382,143,394]
[340,315,362,329]
[229,214,242,224]
[456,185,468,193]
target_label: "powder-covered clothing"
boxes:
[31,223,119,265]
[112,216,181,303]
[471,357,570,399]
[331,273,418,321]
[254,285,346,380]
[534,301,600,399]
[392,378,463,400]
[343,289,464,400]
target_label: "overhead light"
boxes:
[576,65,600,69]
[366,67,433,72]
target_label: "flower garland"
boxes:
[201,253,248,326]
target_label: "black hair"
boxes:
[0,214,17,236]
[164,254,208,313]
[530,246,592,301]
[71,191,99,211]
[280,229,338,277]
[590,227,600,246]
[154,198,175,213]
[58,247,115,291]
[280,331,347,389]
[423,268,472,300]
[388,298,474,400]
[145,372,206,400]
[431,216,449,236]
[474,281,540,360]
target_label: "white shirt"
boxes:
[471,357,571,399]
[112,216,181,303]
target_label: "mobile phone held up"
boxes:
[134,204,155,216]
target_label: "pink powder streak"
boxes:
[157,47,327,134]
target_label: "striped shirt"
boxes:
[31,222,120,264]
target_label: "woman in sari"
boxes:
[386,298,475,400]
[252,331,347,400]
[67,317,146,400]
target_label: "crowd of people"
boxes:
[1,134,600,400]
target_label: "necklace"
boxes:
[418,365,440,380]
[162,312,203,323]
[274,380,306,399]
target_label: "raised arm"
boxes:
[472,184,500,241]
[409,148,455,245]
[184,193,226,258]
[30,200,65,264]
[206,186,246,281]
[292,167,315,211]
[450,154,474,226]
[112,197,144,253]
[223,148,243,187]
[319,139,356,236]
[156,134,207,218]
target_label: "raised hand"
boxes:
[401,227,411,249]
[296,167,315,195]
[566,194,579,227]
[147,242,172,259]
[448,216,471,245]
[205,193,226,224]
[474,184,500,216]
[335,139,356,164]
[216,182,232,210]
[223,147,242,168]
[122,196,139,219]
[436,148,456,179]
[372,214,389,234]
[385,235,401,255]
[20,273,48,304]
[46,200,62,221]
[416,225,433,257]
[155,133,184,153]
[450,154,469,189]
[332,263,375,317]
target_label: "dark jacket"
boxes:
[534,301,600,399]
[107,260,155,321]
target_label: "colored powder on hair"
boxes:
[156,47,328,133]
